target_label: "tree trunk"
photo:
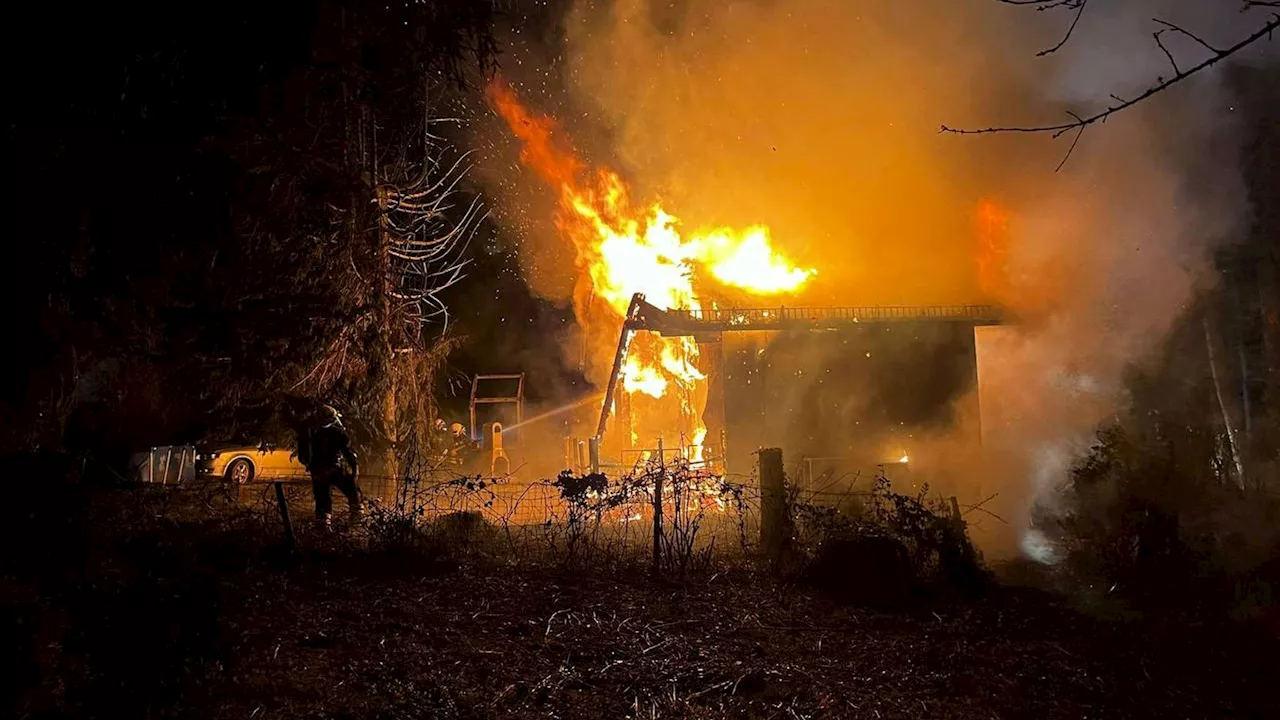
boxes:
[1204,313,1245,489]
[375,184,399,483]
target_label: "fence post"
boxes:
[759,448,786,563]
[949,496,964,534]
[274,481,296,549]
[160,447,171,486]
[652,437,665,576]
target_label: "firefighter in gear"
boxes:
[433,418,452,463]
[295,404,361,530]
[448,422,478,468]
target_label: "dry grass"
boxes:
[4,481,1278,719]
[197,563,1278,719]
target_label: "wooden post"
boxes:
[949,496,964,534]
[596,310,639,440]
[469,385,478,442]
[652,437,665,576]
[274,481,296,549]
[618,386,633,450]
[159,447,172,486]
[759,448,786,562]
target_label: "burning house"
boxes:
[588,296,1001,484]
[486,79,1004,488]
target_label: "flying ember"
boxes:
[486,78,814,460]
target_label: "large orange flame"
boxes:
[487,78,814,460]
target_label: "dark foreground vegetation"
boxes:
[5,469,1278,720]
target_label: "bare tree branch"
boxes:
[941,16,1280,139]
[1034,0,1089,57]
[999,0,1078,7]
[1056,121,1086,172]
[1153,27,1183,76]
[374,88,489,337]
[1152,18,1225,56]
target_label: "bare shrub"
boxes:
[528,461,752,573]
[363,471,506,555]
[1039,420,1280,617]
[790,473,988,601]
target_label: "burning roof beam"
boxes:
[594,293,1008,446]
[631,298,1007,336]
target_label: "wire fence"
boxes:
[198,464,775,571]
[241,469,757,524]
[171,452,976,577]
[226,471,882,518]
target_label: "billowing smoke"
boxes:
[477,0,1277,557]
[966,0,1271,558]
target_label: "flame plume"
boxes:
[486,78,814,459]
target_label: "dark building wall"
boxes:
[717,323,981,477]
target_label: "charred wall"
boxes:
[715,323,981,478]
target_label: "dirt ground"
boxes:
[4,484,1278,719]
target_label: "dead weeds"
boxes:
[5,484,1278,719]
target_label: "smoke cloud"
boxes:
[478,0,1277,557]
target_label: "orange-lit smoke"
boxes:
[485,0,1260,558]
[976,200,1012,305]
[485,78,814,456]
[975,199,1067,324]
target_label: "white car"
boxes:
[199,443,308,484]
